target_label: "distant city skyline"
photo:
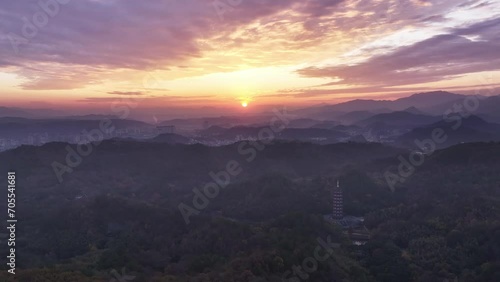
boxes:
[1,0,499,115]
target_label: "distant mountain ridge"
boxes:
[0,107,66,118]
[294,91,495,120]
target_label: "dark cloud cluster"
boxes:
[0,0,348,68]
[298,16,500,88]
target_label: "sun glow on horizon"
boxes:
[1,1,499,112]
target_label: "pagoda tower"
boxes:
[332,180,343,220]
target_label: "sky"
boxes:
[0,0,499,118]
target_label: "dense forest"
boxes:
[0,141,498,281]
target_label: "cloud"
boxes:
[107,91,145,96]
[79,95,215,105]
[1,0,326,69]
[297,17,500,87]
[0,0,331,89]
[0,0,496,92]
[1,1,205,69]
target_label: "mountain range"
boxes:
[293,91,500,122]
[2,91,500,151]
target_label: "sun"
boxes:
[241,101,248,108]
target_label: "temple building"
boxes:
[326,179,371,245]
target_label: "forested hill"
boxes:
[0,141,498,281]
[0,140,404,202]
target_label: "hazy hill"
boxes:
[149,133,194,144]
[477,95,500,122]
[0,106,31,118]
[0,117,154,139]
[278,128,348,143]
[403,106,426,115]
[286,118,330,128]
[160,115,277,131]
[397,115,500,148]
[355,111,439,129]
[0,107,66,118]
[336,110,376,125]
[199,126,348,144]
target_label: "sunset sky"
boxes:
[1,0,499,118]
